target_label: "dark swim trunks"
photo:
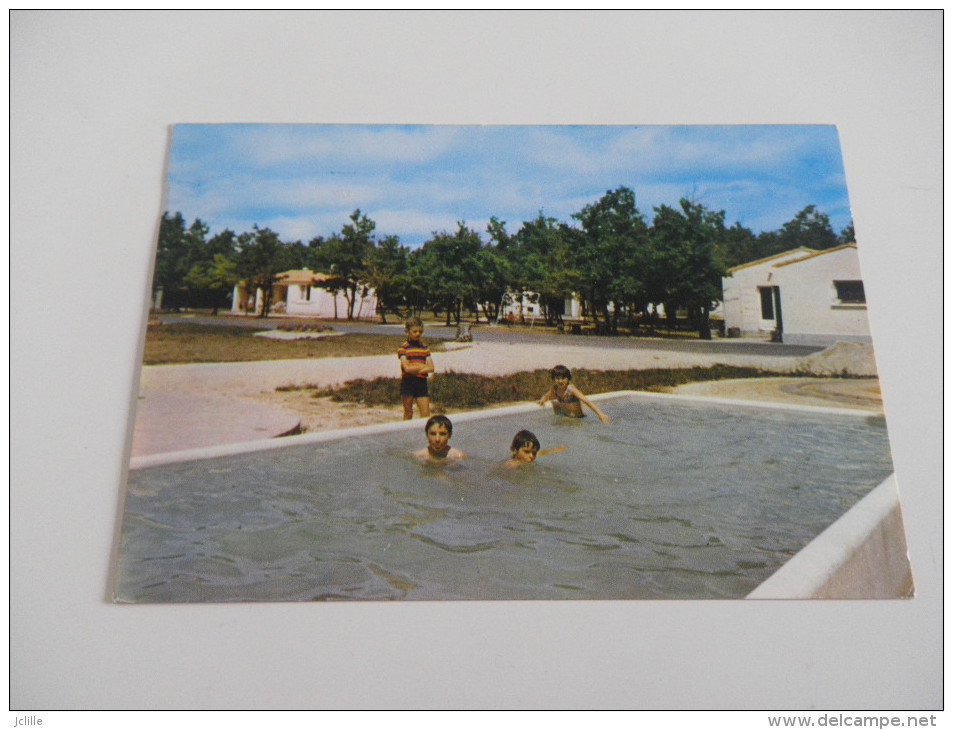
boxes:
[400,375,430,398]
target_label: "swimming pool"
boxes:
[113,392,895,602]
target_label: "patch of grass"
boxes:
[142,323,439,365]
[289,365,806,411]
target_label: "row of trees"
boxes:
[153,187,855,338]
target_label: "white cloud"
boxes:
[233,125,462,169]
[373,209,467,242]
[163,124,851,243]
[257,216,325,243]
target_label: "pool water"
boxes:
[114,394,895,602]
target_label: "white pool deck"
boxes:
[124,391,912,600]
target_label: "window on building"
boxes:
[759,287,774,319]
[301,285,311,301]
[834,280,865,304]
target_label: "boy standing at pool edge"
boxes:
[399,316,434,420]
[538,364,611,423]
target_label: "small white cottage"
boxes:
[231,268,379,320]
[498,291,584,324]
[722,245,871,346]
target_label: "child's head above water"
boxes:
[420,414,463,460]
[549,364,572,381]
[425,414,453,438]
[510,429,540,464]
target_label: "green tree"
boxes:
[309,210,376,320]
[281,240,309,271]
[235,226,289,317]
[473,244,512,323]
[153,215,243,310]
[403,247,430,318]
[206,229,237,259]
[414,223,483,326]
[182,218,210,272]
[648,199,728,339]
[308,235,349,320]
[719,222,760,269]
[777,205,839,250]
[153,212,190,309]
[364,234,410,323]
[838,221,856,244]
[571,187,650,334]
[752,205,840,261]
[486,216,513,253]
[175,228,239,312]
[183,253,239,313]
[506,213,578,325]
[302,235,343,317]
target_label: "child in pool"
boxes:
[502,429,567,469]
[398,316,435,420]
[413,415,466,463]
[537,364,611,423]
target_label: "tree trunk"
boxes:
[599,304,612,334]
[345,285,356,320]
[665,301,677,331]
[697,305,712,340]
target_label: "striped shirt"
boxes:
[398,340,431,378]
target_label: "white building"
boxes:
[497,291,582,324]
[722,245,871,345]
[231,269,379,320]
[497,291,584,324]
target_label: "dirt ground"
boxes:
[258,389,405,433]
[248,339,883,436]
[133,340,882,456]
[662,376,882,411]
[253,373,883,437]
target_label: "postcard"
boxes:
[113,124,911,602]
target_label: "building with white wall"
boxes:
[722,245,871,346]
[721,248,817,339]
[231,268,378,320]
[498,291,583,324]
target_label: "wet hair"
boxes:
[510,429,540,452]
[424,414,453,436]
[405,316,424,330]
[549,364,572,381]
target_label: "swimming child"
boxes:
[413,415,465,463]
[537,364,611,423]
[398,316,435,420]
[502,429,567,469]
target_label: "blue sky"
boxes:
[165,124,852,248]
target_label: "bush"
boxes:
[292,365,789,410]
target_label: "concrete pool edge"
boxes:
[128,390,880,470]
[746,474,913,599]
